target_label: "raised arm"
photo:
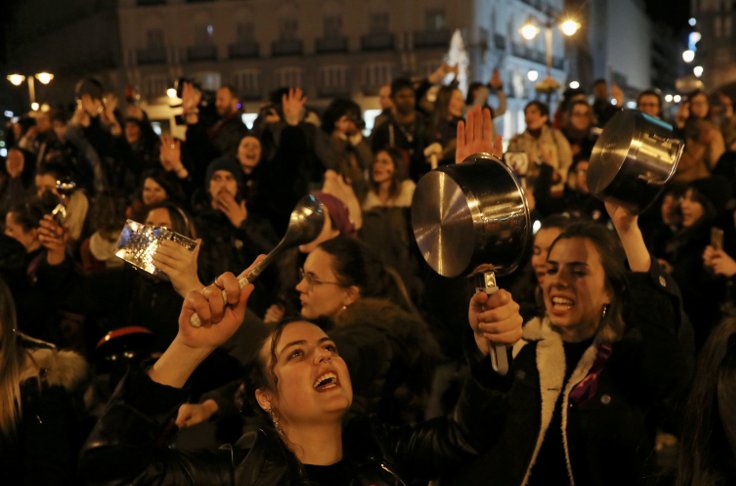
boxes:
[605,201,651,273]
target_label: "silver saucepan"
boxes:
[587,109,683,214]
[412,153,531,375]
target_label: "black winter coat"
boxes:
[0,337,89,485]
[80,363,499,485]
[447,261,693,486]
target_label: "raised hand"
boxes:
[177,269,253,350]
[214,190,247,228]
[153,239,204,298]
[468,289,523,356]
[282,87,307,126]
[38,214,68,265]
[149,265,258,388]
[176,400,219,429]
[489,68,503,90]
[604,200,637,233]
[159,134,184,173]
[264,303,286,324]
[703,245,736,277]
[456,105,503,163]
[181,82,202,114]
[605,201,650,272]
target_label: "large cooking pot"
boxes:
[587,109,683,214]
[411,153,531,374]
[412,153,531,278]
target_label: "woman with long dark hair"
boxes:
[79,258,523,485]
[449,204,693,486]
[362,147,415,212]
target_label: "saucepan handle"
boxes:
[478,272,509,376]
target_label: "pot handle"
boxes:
[478,272,509,376]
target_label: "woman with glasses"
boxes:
[296,236,439,423]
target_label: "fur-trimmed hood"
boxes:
[20,341,88,392]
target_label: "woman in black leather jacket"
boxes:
[79,257,524,485]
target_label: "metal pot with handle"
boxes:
[587,109,683,214]
[411,153,531,375]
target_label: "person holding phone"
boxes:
[660,176,733,350]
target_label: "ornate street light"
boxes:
[5,72,55,110]
[518,15,580,97]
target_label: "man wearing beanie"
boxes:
[193,156,277,301]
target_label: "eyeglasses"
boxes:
[298,268,343,291]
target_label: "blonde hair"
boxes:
[0,278,24,438]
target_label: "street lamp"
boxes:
[519,15,580,93]
[5,72,55,110]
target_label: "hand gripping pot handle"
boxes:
[477,272,509,376]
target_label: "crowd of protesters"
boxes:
[1,59,735,485]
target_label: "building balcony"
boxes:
[271,39,303,56]
[494,33,506,50]
[187,45,217,62]
[519,0,561,17]
[510,42,542,63]
[360,33,395,51]
[228,42,260,59]
[316,36,349,54]
[317,85,350,98]
[136,46,167,65]
[413,29,452,48]
[509,43,564,70]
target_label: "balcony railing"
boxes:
[228,42,260,59]
[360,33,395,51]
[318,85,350,98]
[136,46,167,64]
[316,36,349,53]
[510,43,564,69]
[413,29,452,48]
[271,39,303,56]
[187,45,217,62]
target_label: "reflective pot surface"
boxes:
[411,153,531,278]
[588,109,683,214]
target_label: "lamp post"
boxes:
[6,72,55,110]
[519,15,579,100]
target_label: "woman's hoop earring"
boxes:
[601,303,610,321]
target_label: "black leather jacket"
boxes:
[80,362,499,485]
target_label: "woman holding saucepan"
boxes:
[79,254,523,485]
[447,204,693,486]
[455,106,690,483]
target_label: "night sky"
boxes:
[643,0,691,31]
